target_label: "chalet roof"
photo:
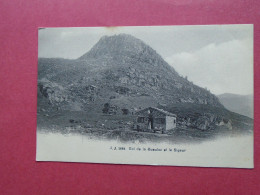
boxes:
[136,107,176,117]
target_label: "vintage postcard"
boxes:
[36,25,254,168]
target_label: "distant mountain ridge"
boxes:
[218,93,253,118]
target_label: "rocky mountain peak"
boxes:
[39,33,224,111]
[78,33,162,62]
[37,33,253,136]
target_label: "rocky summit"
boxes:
[37,33,252,132]
[38,34,221,109]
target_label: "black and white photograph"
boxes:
[36,25,253,168]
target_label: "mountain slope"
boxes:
[37,33,253,132]
[38,34,222,110]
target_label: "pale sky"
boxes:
[38,25,253,95]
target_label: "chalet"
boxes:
[133,107,177,133]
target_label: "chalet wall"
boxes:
[166,116,176,130]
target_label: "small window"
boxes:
[174,119,176,124]
[137,117,145,123]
